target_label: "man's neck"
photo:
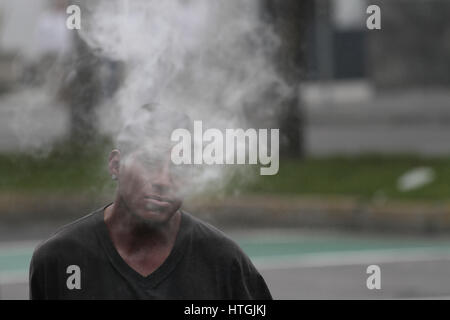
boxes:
[103,199,181,255]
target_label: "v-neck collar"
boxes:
[94,204,190,289]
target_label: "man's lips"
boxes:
[144,195,172,211]
[144,194,172,203]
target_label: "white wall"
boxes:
[332,0,366,31]
[0,0,48,58]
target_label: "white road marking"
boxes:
[253,248,450,270]
[0,240,39,252]
[0,271,28,285]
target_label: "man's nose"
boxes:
[151,163,171,193]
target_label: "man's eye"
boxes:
[143,159,156,166]
[170,164,193,179]
[138,155,157,164]
[137,159,160,171]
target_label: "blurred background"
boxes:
[1,0,450,299]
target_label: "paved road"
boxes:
[236,229,450,299]
[2,228,450,299]
[0,89,68,153]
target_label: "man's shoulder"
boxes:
[31,206,104,264]
[184,212,248,261]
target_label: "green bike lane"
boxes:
[238,233,450,258]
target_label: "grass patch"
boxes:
[0,141,115,195]
[1,150,450,201]
[241,154,450,201]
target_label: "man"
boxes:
[29,104,272,299]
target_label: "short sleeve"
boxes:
[29,248,46,300]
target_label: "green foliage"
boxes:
[0,140,115,195]
[242,154,450,201]
[2,150,450,201]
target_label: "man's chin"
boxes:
[134,205,180,226]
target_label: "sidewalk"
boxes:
[0,89,67,153]
[303,83,450,156]
[187,194,450,233]
[3,85,450,155]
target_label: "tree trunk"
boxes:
[261,0,312,157]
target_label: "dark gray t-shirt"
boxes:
[29,206,272,299]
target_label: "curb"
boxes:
[1,193,450,234]
[186,195,450,234]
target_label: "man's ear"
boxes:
[109,149,121,179]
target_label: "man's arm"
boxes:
[29,250,46,300]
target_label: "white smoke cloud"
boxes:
[79,0,288,195]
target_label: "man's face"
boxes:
[114,148,184,225]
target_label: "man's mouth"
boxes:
[143,194,173,210]
[144,194,172,203]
